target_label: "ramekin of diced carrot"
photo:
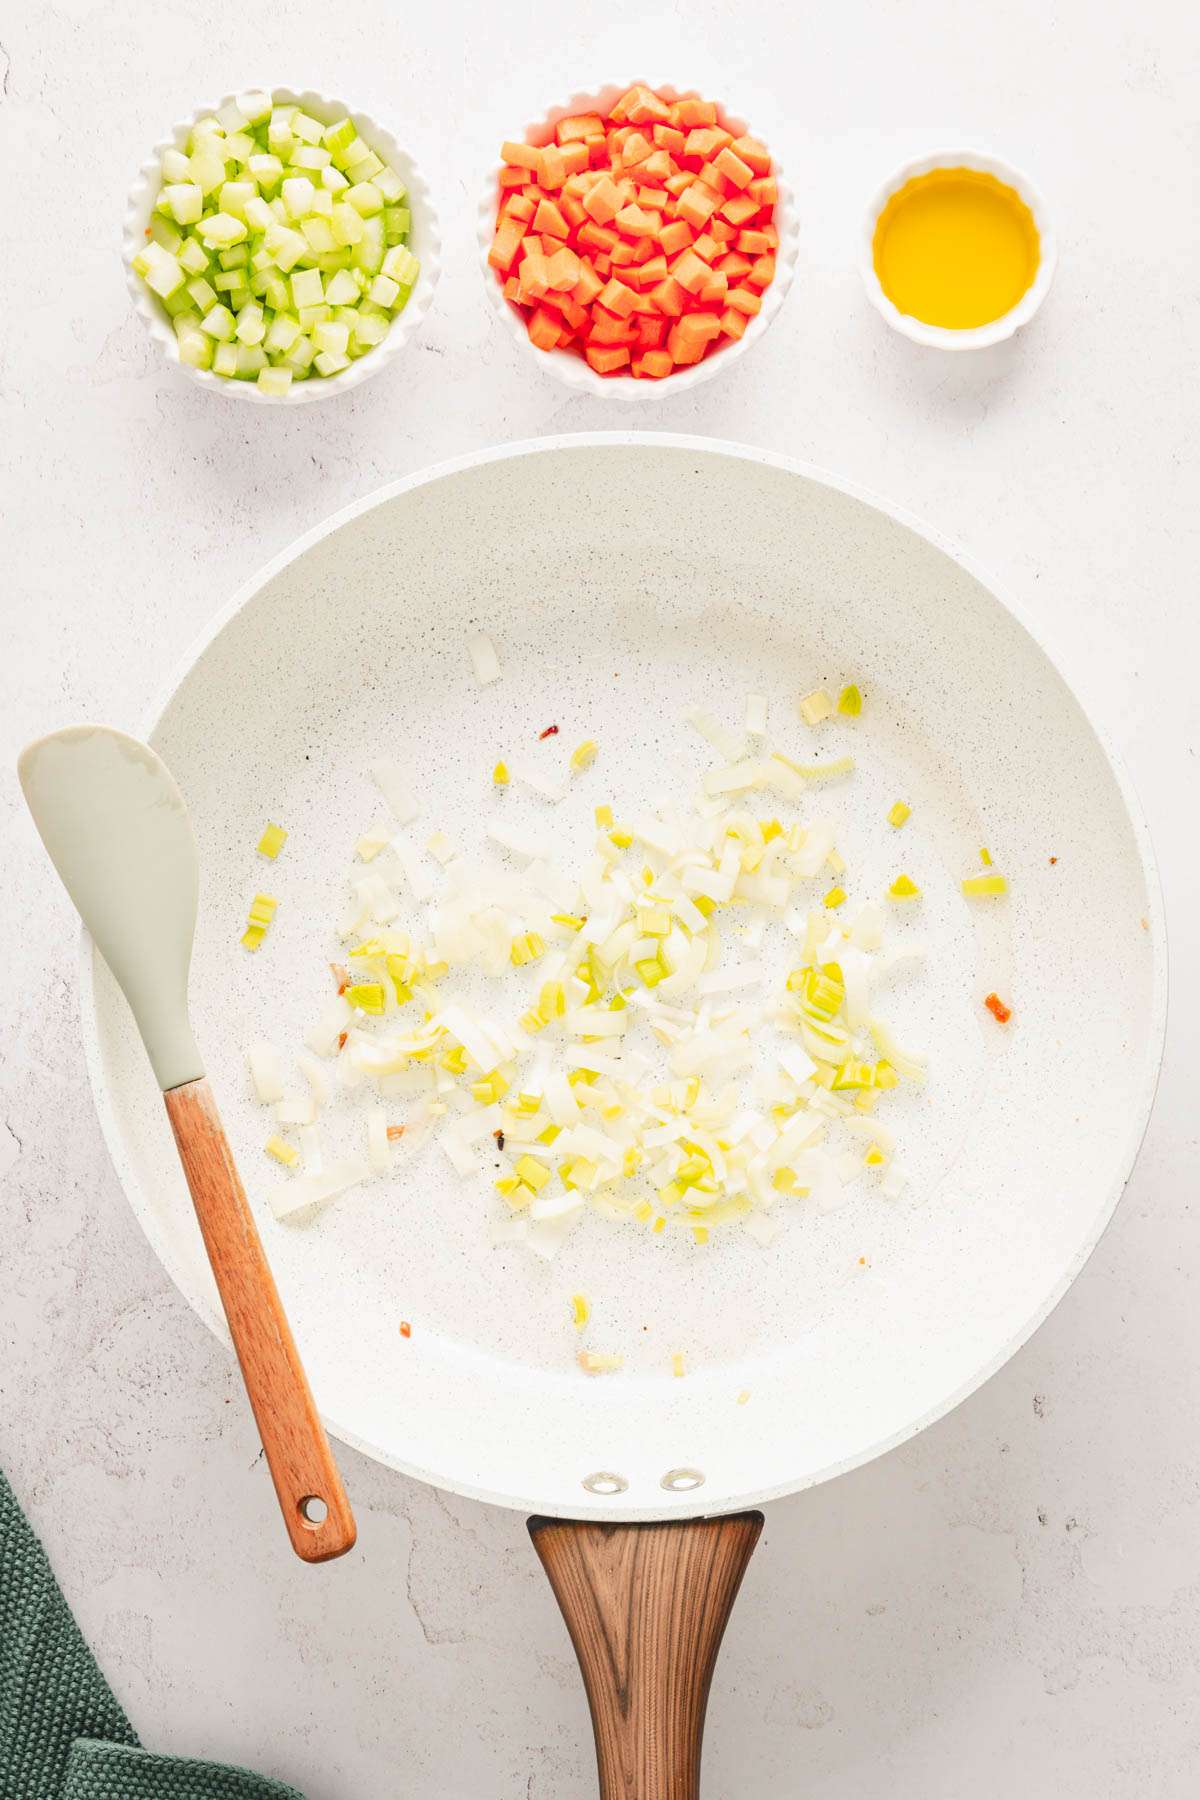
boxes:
[479,82,797,396]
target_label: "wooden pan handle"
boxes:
[529,1513,762,1798]
[164,1076,356,1563]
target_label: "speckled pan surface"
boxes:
[80,435,1165,1520]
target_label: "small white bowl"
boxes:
[860,148,1056,351]
[477,81,799,401]
[124,87,441,404]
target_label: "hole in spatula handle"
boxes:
[299,1494,329,1526]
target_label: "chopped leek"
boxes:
[799,688,834,725]
[961,873,1008,898]
[837,685,863,716]
[887,873,921,900]
[257,822,287,859]
[887,801,911,828]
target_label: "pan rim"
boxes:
[78,432,1169,1519]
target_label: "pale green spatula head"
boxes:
[19,725,204,1092]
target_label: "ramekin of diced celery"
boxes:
[125,88,440,401]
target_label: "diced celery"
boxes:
[218,244,248,268]
[162,285,194,317]
[291,110,324,144]
[235,302,266,344]
[312,319,350,357]
[294,144,331,170]
[269,227,307,271]
[223,131,256,163]
[297,303,331,329]
[264,312,301,353]
[248,270,270,297]
[187,276,218,310]
[162,182,203,224]
[323,117,357,155]
[199,212,248,247]
[368,272,400,308]
[330,202,365,246]
[148,214,183,254]
[244,196,275,234]
[213,270,242,292]
[177,237,210,274]
[383,205,410,244]
[189,117,225,145]
[263,275,290,310]
[332,132,370,170]
[178,327,213,369]
[375,166,406,202]
[281,176,315,219]
[212,341,239,375]
[346,180,383,217]
[162,146,191,182]
[216,99,247,133]
[346,152,385,183]
[382,245,418,285]
[352,310,389,347]
[188,149,226,195]
[247,154,283,192]
[300,216,335,254]
[219,180,256,219]
[199,302,236,341]
[235,344,267,378]
[290,266,323,308]
[139,245,186,298]
[324,268,360,305]
[309,187,334,219]
[321,165,349,193]
[236,90,272,124]
[227,285,252,311]
[257,364,293,395]
[267,119,294,159]
[284,333,315,370]
[314,348,350,377]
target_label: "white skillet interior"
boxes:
[83,436,1164,1520]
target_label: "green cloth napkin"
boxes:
[1,1471,306,1800]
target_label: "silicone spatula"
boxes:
[18,725,356,1563]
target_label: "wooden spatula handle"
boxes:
[529,1512,762,1798]
[164,1076,356,1563]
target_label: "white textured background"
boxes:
[2,1,1198,1794]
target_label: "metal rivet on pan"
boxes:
[582,1471,629,1496]
[660,1468,705,1493]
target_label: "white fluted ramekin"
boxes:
[860,148,1056,351]
[124,87,441,404]
[477,81,798,401]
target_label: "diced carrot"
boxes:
[593,253,612,277]
[695,161,731,195]
[598,277,639,317]
[667,312,722,363]
[556,113,605,144]
[586,134,608,167]
[748,176,777,208]
[585,343,631,373]
[670,98,718,128]
[608,241,636,266]
[716,250,753,279]
[636,314,666,348]
[578,220,619,253]
[619,84,673,125]
[714,146,755,190]
[639,150,673,183]
[736,228,772,254]
[528,307,563,350]
[636,184,665,208]
[747,254,775,288]
[538,145,567,189]
[537,234,563,256]
[501,141,541,170]
[488,215,526,271]
[698,269,728,303]
[621,131,654,167]
[546,245,582,290]
[503,275,521,302]
[518,244,551,300]
[581,175,622,225]
[533,197,570,238]
[615,203,662,238]
[672,247,713,294]
[636,347,674,377]
[664,170,693,197]
[588,306,637,345]
[657,218,694,256]
[501,191,535,223]
[761,223,779,248]
[692,232,722,263]
[629,252,667,287]
[676,183,721,230]
[498,165,528,188]
[572,261,605,305]
[709,217,737,243]
[718,306,747,339]
[559,141,590,176]
[725,284,762,315]
[721,193,759,227]
[684,126,733,160]
[560,194,587,229]
[558,294,589,331]
[647,276,687,316]
[731,135,772,175]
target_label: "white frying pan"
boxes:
[80,435,1165,1794]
